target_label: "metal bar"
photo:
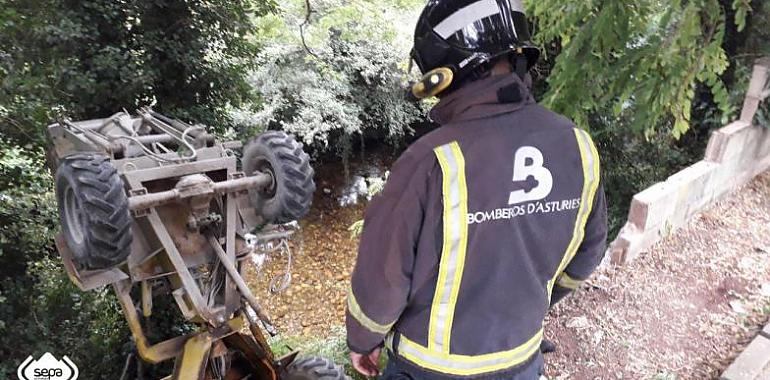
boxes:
[222,332,279,380]
[113,280,190,364]
[127,173,271,211]
[63,120,115,152]
[253,230,295,243]
[142,112,184,139]
[128,189,180,211]
[225,162,240,314]
[206,234,276,335]
[172,332,212,380]
[115,114,137,136]
[149,111,201,137]
[77,112,127,131]
[134,134,176,145]
[212,173,271,195]
[148,111,216,147]
[147,209,216,323]
[141,280,153,318]
[122,156,235,183]
[242,307,276,363]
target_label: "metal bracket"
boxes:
[172,288,197,321]
[141,280,153,318]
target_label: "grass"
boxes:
[269,326,378,380]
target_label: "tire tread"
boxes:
[56,153,132,269]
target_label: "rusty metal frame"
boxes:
[48,111,293,379]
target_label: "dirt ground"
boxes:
[247,167,770,380]
[543,172,770,379]
[245,154,393,336]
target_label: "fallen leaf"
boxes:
[729,300,747,314]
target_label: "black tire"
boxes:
[242,131,315,224]
[283,357,350,380]
[55,153,132,269]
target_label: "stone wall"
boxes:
[608,59,770,265]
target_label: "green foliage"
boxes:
[0,0,276,147]
[0,144,194,379]
[590,116,700,238]
[528,0,752,137]
[0,144,56,275]
[740,1,770,57]
[0,145,128,378]
[0,258,131,379]
[243,0,424,155]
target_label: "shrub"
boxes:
[0,144,130,379]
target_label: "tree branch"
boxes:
[299,0,319,59]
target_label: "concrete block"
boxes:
[721,335,770,380]
[710,159,745,198]
[706,121,751,163]
[761,323,770,339]
[667,162,719,228]
[720,124,758,165]
[626,200,648,230]
[756,129,770,159]
[606,59,770,267]
[690,162,720,210]
[634,182,678,230]
[752,154,770,179]
[626,224,665,260]
[607,227,632,265]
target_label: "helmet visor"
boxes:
[428,0,531,51]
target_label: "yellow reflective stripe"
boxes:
[429,142,469,353]
[556,272,583,290]
[347,285,396,334]
[445,142,470,352]
[548,129,600,299]
[429,146,453,351]
[397,329,543,376]
[385,332,395,352]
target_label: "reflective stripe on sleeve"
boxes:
[548,129,600,300]
[347,285,396,335]
[556,272,583,290]
[428,142,469,353]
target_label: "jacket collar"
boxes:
[429,73,534,125]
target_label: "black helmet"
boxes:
[410,0,539,99]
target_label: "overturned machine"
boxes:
[47,109,347,380]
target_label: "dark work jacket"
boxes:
[346,73,608,379]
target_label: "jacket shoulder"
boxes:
[521,104,578,131]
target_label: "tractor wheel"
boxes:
[242,131,315,224]
[282,357,349,380]
[55,153,132,270]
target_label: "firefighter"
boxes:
[346,0,608,378]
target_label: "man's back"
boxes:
[346,74,607,378]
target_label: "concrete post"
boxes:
[740,58,770,124]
